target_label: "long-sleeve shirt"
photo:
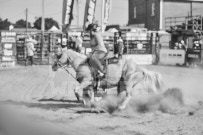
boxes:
[25,39,36,56]
[90,32,107,53]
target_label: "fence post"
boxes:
[150,33,153,54]
[48,33,51,64]
[155,32,160,64]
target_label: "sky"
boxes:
[0,0,128,27]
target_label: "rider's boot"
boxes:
[98,70,105,78]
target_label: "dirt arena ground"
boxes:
[0,64,203,135]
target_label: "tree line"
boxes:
[0,17,60,31]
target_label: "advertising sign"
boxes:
[159,49,185,65]
[83,0,97,31]
[0,32,16,37]
[124,54,154,65]
[62,0,74,30]
[186,48,201,63]
[102,0,111,32]
[0,31,16,67]
[1,37,16,43]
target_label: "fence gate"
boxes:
[114,31,156,55]
[113,31,159,65]
[16,32,63,65]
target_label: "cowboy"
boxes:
[86,23,108,77]
[75,35,83,53]
[115,37,124,58]
[25,35,37,66]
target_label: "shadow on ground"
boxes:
[0,100,83,110]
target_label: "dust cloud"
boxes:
[96,88,186,115]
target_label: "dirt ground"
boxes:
[0,64,203,135]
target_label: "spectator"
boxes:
[75,35,83,53]
[178,40,186,50]
[25,35,37,66]
[193,40,201,49]
[117,37,124,58]
[174,42,179,49]
[68,36,76,50]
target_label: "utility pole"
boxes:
[41,0,45,32]
[26,8,28,34]
[77,0,79,28]
[41,0,45,61]
[190,2,193,17]
[101,0,104,32]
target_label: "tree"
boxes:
[0,18,11,30]
[33,17,59,31]
[14,19,31,28]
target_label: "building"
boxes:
[128,0,203,31]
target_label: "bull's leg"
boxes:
[74,80,92,105]
[117,77,127,98]
[118,85,133,110]
[118,69,144,110]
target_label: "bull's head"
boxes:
[52,61,60,71]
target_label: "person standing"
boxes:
[75,35,83,53]
[86,23,108,77]
[115,36,124,58]
[25,35,37,66]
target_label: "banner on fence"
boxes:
[102,0,112,32]
[83,0,97,31]
[62,0,74,31]
[0,31,16,67]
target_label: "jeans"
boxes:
[90,50,106,73]
[25,56,34,66]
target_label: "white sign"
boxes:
[124,54,154,65]
[2,56,14,62]
[0,31,16,37]
[4,44,13,49]
[3,50,13,56]
[159,49,185,65]
[0,61,15,67]
[1,37,16,43]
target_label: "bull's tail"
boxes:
[140,68,163,94]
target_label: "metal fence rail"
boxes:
[165,15,203,33]
[16,32,63,65]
